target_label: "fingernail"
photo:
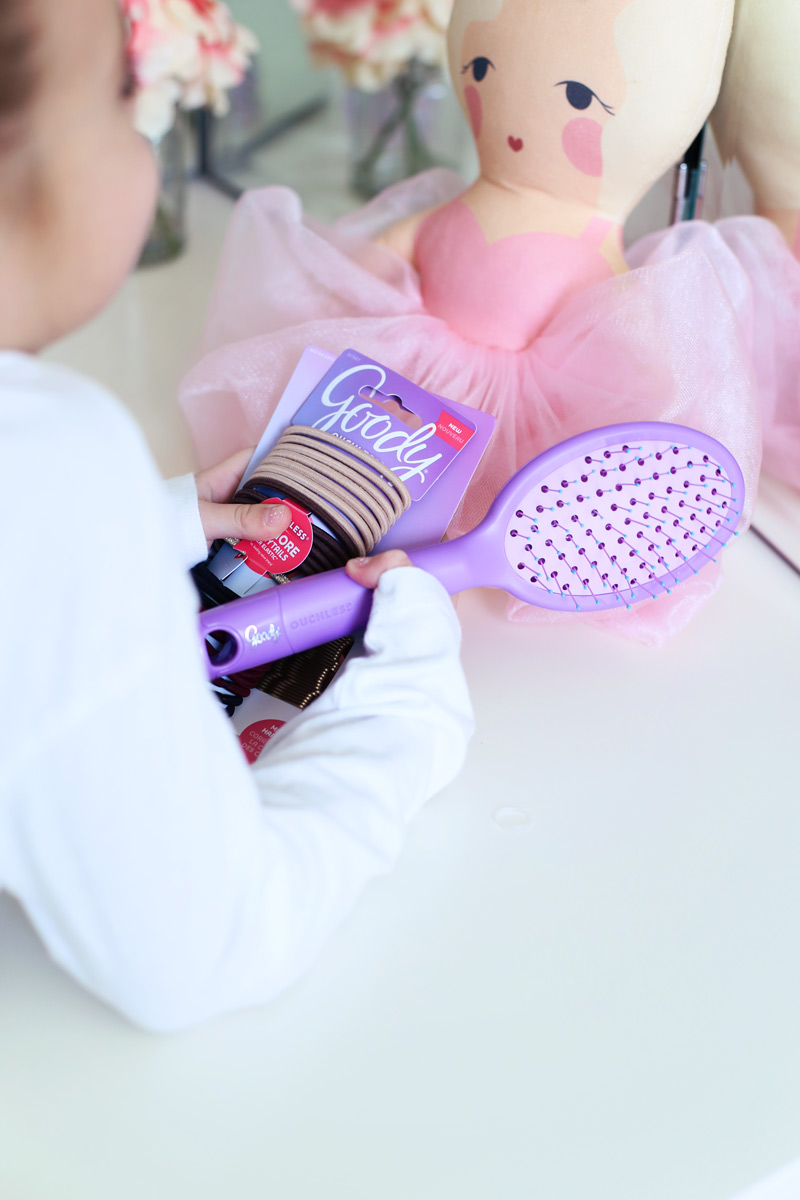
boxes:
[263,503,289,526]
[350,556,368,566]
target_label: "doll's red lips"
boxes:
[508,136,523,152]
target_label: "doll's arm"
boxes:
[373,208,437,266]
[712,0,800,258]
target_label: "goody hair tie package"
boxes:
[192,346,497,747]
[199,420,745,685]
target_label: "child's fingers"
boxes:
[198,498,292,546]
[195,448,256,504]
[345,550,413,589]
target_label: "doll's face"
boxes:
[452,0,633,207]
[449,0,737,222]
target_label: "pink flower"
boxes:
[184,0,219,16]
[121,0,258,138]
[290,0,453,90]
[310,0,374,13]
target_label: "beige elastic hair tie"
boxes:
[247,424,412,556]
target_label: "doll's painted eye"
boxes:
[564,81,592,110]
[556,80,614,116]
[462,56,494,83]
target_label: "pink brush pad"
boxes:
[503,436,740,611]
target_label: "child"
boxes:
[0,0,473,1031]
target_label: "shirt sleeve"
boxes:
[2,378,473,1033]
[163,472,209,569]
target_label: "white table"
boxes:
[2,172,800,1200]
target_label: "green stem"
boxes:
[402,86,433,176]
[353,77,415,185]
[350,61,444,197]
[139,201,184,268]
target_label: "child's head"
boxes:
[0,0,158,353]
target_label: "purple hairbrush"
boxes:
[199,422,744,678]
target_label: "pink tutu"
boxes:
[179,170,800,645]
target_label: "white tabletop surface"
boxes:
[3,150,800,1199]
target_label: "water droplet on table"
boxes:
[492,805,532,833]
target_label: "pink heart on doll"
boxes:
[508,135,523,152]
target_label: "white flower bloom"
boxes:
[123,0,258,137]
[295,0,453,90]
[135,78,182,140]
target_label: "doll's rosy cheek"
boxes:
[465,85,483,139]
[562,118,603,177]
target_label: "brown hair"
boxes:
[0,0,40,151]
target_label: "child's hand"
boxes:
[346,550,413,588]
[195,449,292,546]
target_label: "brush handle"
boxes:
[199,570,371,678]
[198,536,480,679]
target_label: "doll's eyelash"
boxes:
[556,80,615,116]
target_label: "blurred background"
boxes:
[200,0,476,222]
[198,1,753,234]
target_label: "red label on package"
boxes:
[434,411,475,451]
[239,719,287,764]
[234,499,313,575]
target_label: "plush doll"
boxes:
[180,0,800,644]
[708,0,800,488]
[712,0,800,259]
[377,0,734,340]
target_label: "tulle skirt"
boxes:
[179,170,800,645]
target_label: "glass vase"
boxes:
[345,61,460,200]
[139,113,188,268]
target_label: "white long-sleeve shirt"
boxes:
[0,352,473,1031]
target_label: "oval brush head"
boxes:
[477,422,745,611]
